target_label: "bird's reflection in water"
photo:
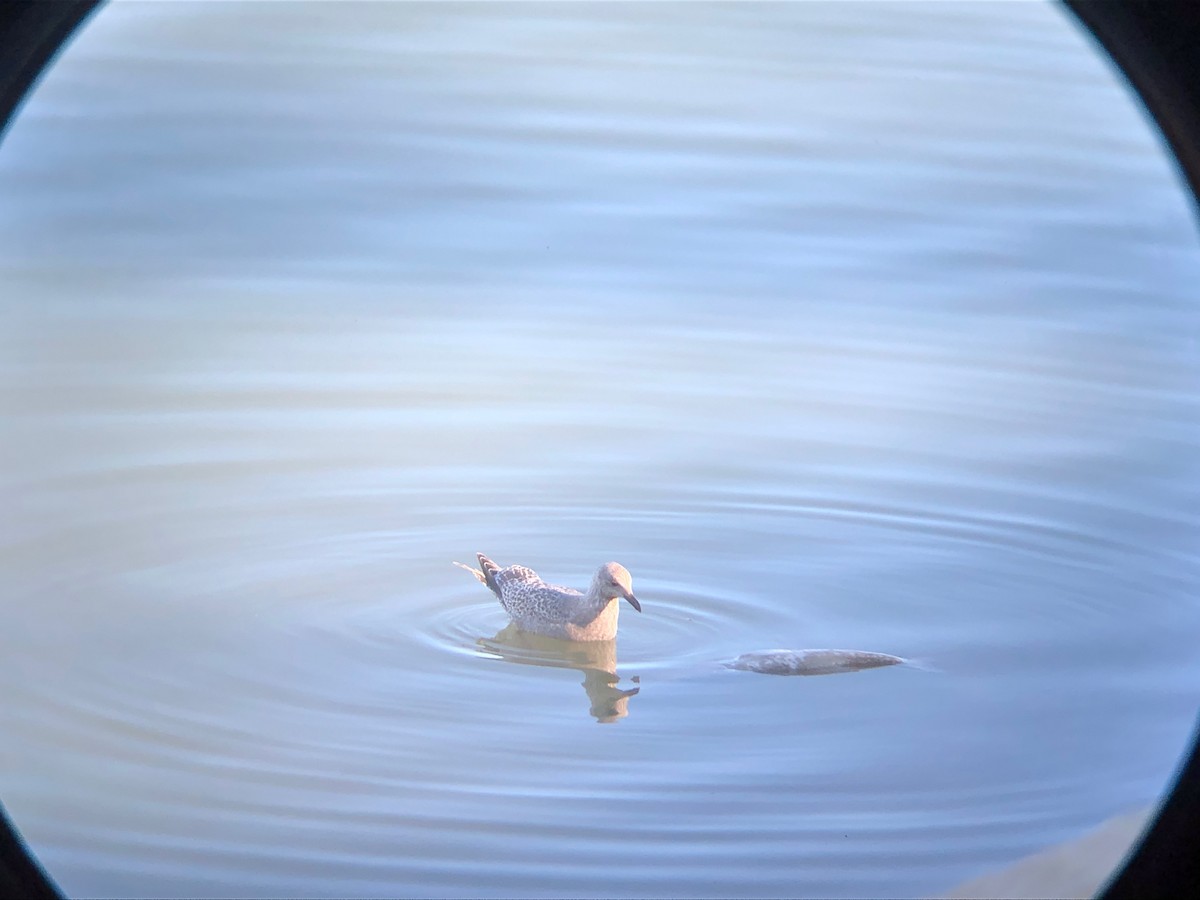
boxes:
[478,623,640,723]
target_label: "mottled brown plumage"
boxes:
[453,553,640,641]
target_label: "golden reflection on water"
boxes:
[478,624,640,723]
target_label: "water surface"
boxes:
[2,2,1200,897]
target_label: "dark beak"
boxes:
[623,591,641,613]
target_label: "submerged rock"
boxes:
[725,648,906,676]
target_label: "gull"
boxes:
[453,553,641,641]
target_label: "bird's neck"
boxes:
[583,583,615,615]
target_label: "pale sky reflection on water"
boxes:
[1,2,1199,898]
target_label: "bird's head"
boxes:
[595,562,640,612]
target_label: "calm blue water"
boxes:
[2,2,1199,897]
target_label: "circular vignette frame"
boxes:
[0,1,1196,897]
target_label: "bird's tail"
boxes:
[452,560,485,583]
[453,553,503,599]
[476,553,503,597]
